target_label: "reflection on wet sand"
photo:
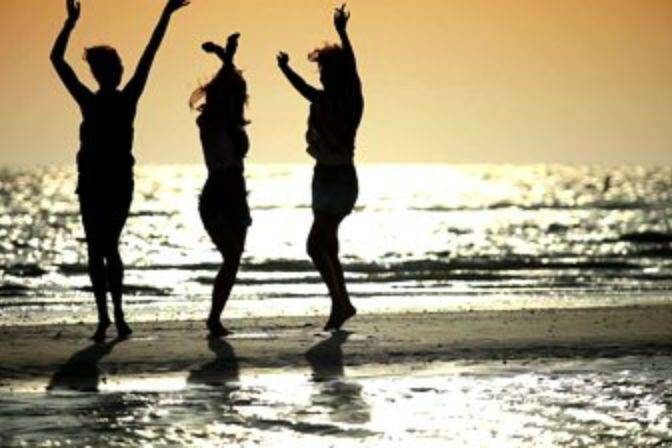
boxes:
[6,340,670,446]
[187,338,240,388]
[186,338,246,433]
[47,339,123,392]
[306,331,371,425]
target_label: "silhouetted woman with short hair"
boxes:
[50,0,189,342]
[191,33,251,337]
[277,5,363,330]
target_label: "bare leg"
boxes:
[308,212,356,330]
[307,223,342,303]
[322,221,350,302]
[107,246,132,338]
[323,224,356,329]
[86,244,110,343]
[207,224,247,337]
[208,252,242,333]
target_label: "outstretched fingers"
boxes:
[337,4,350,17]
[334,3,350,30]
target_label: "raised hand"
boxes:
[125,0,189,100]
[165,0,190,14]
[276,51,289,68]
[334,3,350,33]
[277,51,319,101]
[225,32,240,59]
[202,33,240,65]
[66,0,80,24]
[202,41,222,54]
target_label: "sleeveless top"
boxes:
[77,90,136,193]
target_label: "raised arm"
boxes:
[276,52,320,102]
[124,0,189,100]
[334,4,356,66]
[50,0,91,105]
[202,33,240,68]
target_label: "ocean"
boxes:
[2,163,672,447]
[1,163,672,325]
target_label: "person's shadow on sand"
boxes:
[306,331,351,381]
[47,339,122,392]
[305,331,370,424]
[187,338,240,388]
[187,338,241,422]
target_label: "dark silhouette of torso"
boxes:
[306,89,363,163]
[77,90,137,192]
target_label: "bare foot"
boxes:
[207,319,232,338]
[91,319,111,343]
[323,312,337,331]
[324,305,357,331]
[116,320,133,339]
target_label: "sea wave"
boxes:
[1,164,672,319]
[410,200,666,212]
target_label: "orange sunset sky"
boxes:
[1,0,672,166]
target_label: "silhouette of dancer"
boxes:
[190,33,251,337]
[277,4,363,330]
[50,0,189,342]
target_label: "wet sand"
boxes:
[1,304,671,384]
[2,304,672,447]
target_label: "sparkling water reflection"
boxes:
[1,164,672,324]
[1,355,670,447]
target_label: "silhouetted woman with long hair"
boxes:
[50,0,189,342]
[191,33,251,337]
[277,5,363,330]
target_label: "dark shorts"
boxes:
[311,164,358,217]
[199,167,252,234]
[77,177,133,252]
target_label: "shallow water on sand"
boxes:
[2,164,672,325]
[1,354,671,447]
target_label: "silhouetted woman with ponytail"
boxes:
[191,33,251,337]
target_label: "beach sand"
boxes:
[2,304,671,380]
[2,304,672,447]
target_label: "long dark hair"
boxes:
[190,66,249,158]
